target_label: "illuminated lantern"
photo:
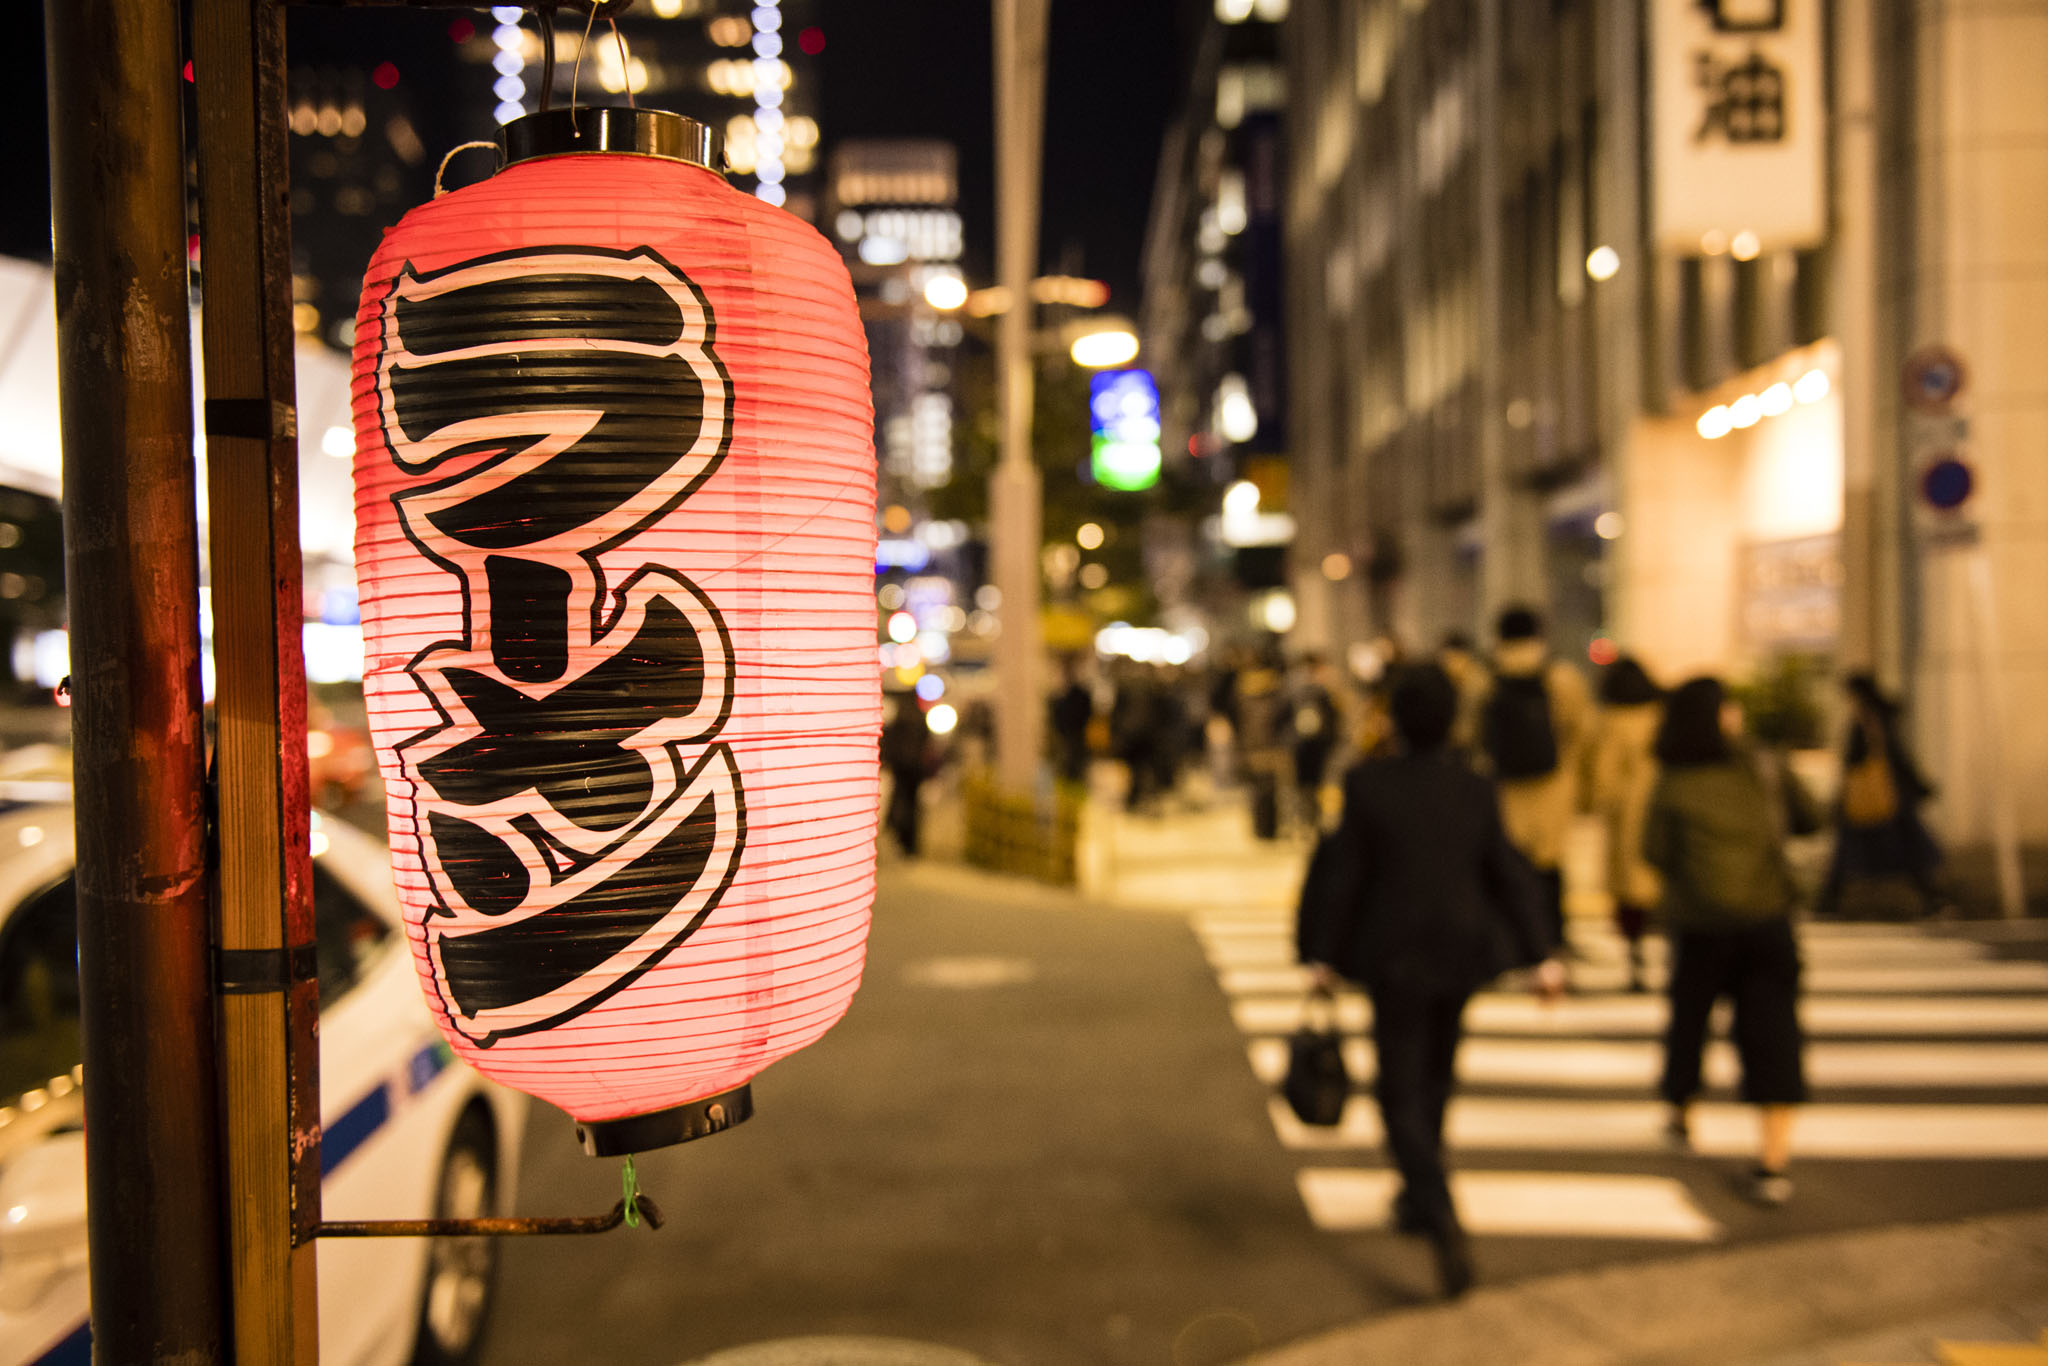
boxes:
[349,109,878,1154]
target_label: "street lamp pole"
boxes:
[991,0,1050,793]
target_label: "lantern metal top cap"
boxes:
[498,107,724,176]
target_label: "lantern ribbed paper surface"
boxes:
[349,119,877,1144]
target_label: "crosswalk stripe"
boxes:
[1925,1343,2048,1366]
[1267,1096,2048,1158]
[1219,961,2048,996]
[1232,993,2048,1037]
[1190,899,2048,1246]
[1246,1036,2048,1090]
[1295,1168,1723,1242]
[1198,916,2004,957]
[1564,935,1996,965]
[1201,941,1299,969]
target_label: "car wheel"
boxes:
[413,1111,498,1366]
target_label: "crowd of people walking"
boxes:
[1283,606,1944,1300]
[877,605,1950,1300]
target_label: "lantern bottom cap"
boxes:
[575,1083,754,1157]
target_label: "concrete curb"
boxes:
[1239,1207,2048,1366]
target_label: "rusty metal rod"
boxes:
[46,0,229,1360]
[318,1196,665,1237]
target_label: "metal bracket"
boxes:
[317,1195,662,1238]
[202,396,297,441]
[215,943,319,995]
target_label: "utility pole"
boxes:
[990,0,1051,793]
[45,0,229,1359]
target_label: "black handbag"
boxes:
[1282,989,1350,1126]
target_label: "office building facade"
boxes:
[1281,0,2048,895]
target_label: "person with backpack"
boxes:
[1643,677,1807,1207]
[1815,673,1946,919]
[1297,664,1563,1298]
[1482,606,1592,953]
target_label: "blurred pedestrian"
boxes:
[1437,631,1491,765]
[1644,677,1807,1207]
[1048,656,1094,786]
[880,696,934,856]
[1589,656,1665,991]
[1203,647,1247,793]
[1109,661,1159,812]
[1298,664,1563,1298]
[1287,653,1340,829]
[1236,643,1289,839]
[1482,606,1593,953]
[1149,667,1194,807]
[1816,673,1946,919]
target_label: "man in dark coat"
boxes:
[1297,664,1562,1298]
[880,698,934,855]
[1048,657,1095,786]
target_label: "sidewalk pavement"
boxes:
[1066,769,1611,927]
[1239,1205,2048,1366]
[1075,783,1308,916]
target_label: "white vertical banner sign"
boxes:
[1650,0,1826,254]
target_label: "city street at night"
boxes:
[478,798,2048,1365]
[11,0,2048,1362]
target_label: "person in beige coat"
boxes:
[1482,607,1593,952]
[1438,631,1492,765]
[1588,656,1665,991]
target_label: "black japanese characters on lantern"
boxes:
[370,247,746,1047]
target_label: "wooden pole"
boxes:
[190,1,322,1359]
[44,0,230,1359]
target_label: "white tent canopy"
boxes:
[0,254,361,565]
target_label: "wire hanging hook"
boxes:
[435,141,502,197]
[537,4,559,112]
[568,1,601,121]
[609,17,637,111]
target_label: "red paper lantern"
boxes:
[349,109,877,1154]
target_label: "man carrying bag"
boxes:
[1282,976,1350,1128]
[1295,664,1563,1299]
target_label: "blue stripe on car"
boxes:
[37,1036,449,1364]
[407,1039,450,1095]
[320,1081,390,1177]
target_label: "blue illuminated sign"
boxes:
[1088,369,1161,492]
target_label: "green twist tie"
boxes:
[621,1154,641,1229]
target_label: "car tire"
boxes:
[412,1110,499,1366]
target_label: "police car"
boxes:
[0,775,527,1366]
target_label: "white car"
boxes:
[0,795,527,1366]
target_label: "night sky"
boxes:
[817,0,1188,308]
[6,1,1188,312]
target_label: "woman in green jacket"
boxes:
[1644,677,1806,1206]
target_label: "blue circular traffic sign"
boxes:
[1903,345,1967,412]
[1921,456,1974,511]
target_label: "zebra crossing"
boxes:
[1195,906,2048,1244]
